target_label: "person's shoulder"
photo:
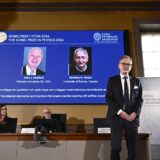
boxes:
[5,116,13,122]
[130,76,140,82]
[70,65,77,75]
[108,75,120,80]
[22,65,27,75]
[37,68,45,75]
[5,116,16,121]
[22,65,26,71]
[85,67,92,75]
[5,116,11,120]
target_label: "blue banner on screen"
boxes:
[0,30,127,104]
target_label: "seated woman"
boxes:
[0,105,18,133]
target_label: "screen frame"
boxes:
[0,30,130,105]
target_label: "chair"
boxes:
[0,117,18,133]
[51,114,67,132]
[93,118,110,134]
[8,117,18,133]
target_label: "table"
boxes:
[0,133,151,160]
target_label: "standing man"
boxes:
[22,47,45,76]
[106,55,143,160]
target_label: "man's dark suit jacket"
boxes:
[22,66,45,76]
[106,75,143,126]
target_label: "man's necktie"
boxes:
[123,77,130,111]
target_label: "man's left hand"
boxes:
[129,112,137,121]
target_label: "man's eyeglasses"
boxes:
[120,63,132,67]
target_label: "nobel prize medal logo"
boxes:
[0,32,7,43]
[93,32,101,41]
